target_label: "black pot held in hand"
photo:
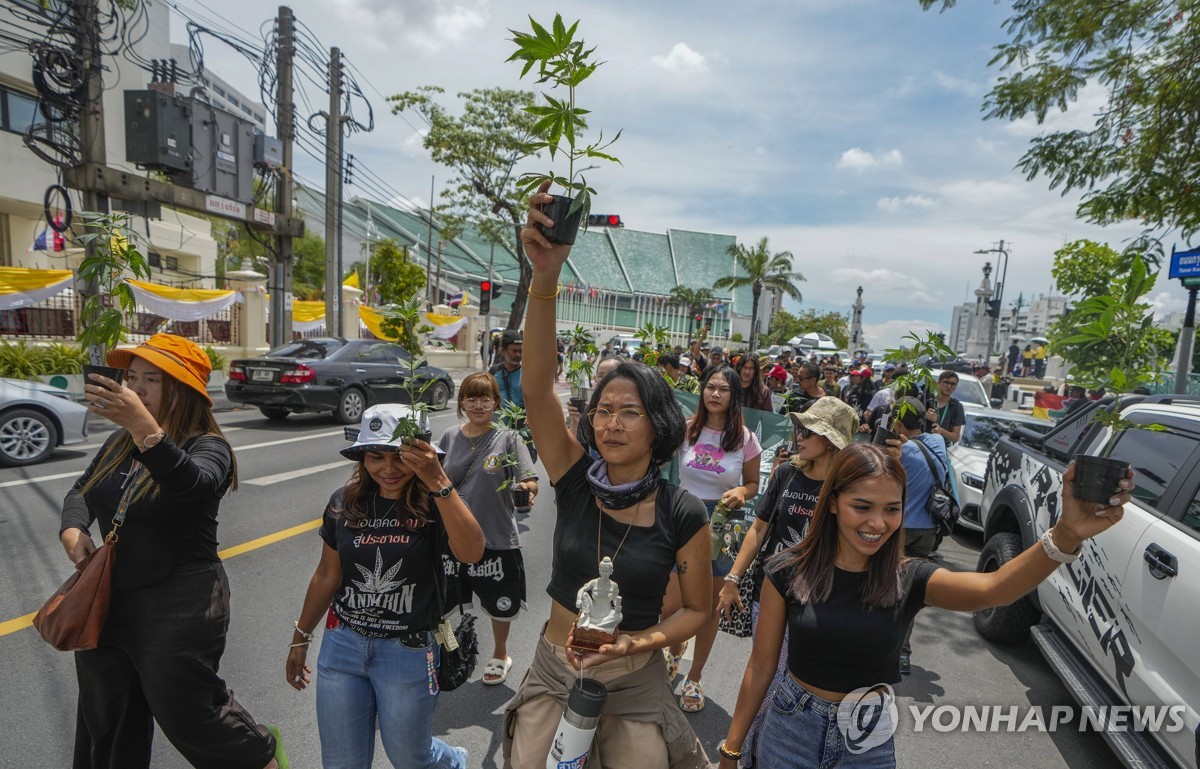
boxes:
[873,426,901,446]
[83,364,126,386]
[1072,454,1130,504]
[512,487,532,511]
[539,195,585,245]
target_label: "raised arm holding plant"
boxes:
[508,13,621,245]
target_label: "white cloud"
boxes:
[862,319,946,351]
[838,147,903,170]
[1151,291,1185,319]
[400,130,429,159]
[830,267,940,305]
[933,70,981,97]
[877,194,938,212]
[652,43,709,74]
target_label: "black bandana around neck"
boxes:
[586,459,661,510]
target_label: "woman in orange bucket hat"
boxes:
[58,333,286,769]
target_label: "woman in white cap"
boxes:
[716,396,859,766]
[285,404,484,769]
[61,333,286,769]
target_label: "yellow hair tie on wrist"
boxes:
[528,284,561,300]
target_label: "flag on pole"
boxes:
[27,221,65,253]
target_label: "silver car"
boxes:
[0,378,90,467]
[950,405,1051,532]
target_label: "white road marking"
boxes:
[0,471,79,489]
[244,461,349,486]
[0,430,345,489]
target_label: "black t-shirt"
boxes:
[767,559,939,690]
[319,489,448,638]
[548,455,708,631]
[928,397,966,434]
[756,465,824,557]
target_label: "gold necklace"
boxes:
[373,494,401,519]
[597,497,642,568]
[462,425,491,451]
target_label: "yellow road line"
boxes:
[0,517,322,639]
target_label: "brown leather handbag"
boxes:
[34,465,145,652]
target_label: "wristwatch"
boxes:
[429,481,456,499]
[137,431,166,452]
[1040,528,1082,564]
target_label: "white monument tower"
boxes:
[850,286,866,350]
[964,263,995,361]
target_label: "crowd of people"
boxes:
[53,187,1134,769]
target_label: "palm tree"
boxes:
[715,237,805,352]
[668,285,716,338]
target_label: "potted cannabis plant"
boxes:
[75,212,153,384]
[374,296,447,445]
[563,324,598,412]
[508,14,621,245]
[875,331,958,446]
[491,400,535,511]
[1052,255,1166,502]
[634,321,668,368]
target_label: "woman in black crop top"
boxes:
[717,443,1132,769]
[503,182,713,769]
[284,404,484,769]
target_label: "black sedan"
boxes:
[225,338,455,423]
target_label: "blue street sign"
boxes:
[1170,246,1200,279]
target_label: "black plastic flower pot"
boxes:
[539,194,585,246]
[83,364,126,386]
[512,487,532,511]
[872,426,901,446]
[569,396,587,413]
[1072,454,1130,504]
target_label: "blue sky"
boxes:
[178,0,1189,349]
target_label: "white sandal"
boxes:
[482,656,512,686]
[679,678,705,712]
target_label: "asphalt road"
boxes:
[0,396,1125,769]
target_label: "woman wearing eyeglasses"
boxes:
[502,182,712,769]
[436,372,537,687]
[662,365,762,713]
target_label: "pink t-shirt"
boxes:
[677,425,762,501]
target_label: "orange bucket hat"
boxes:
[107,334,213,405]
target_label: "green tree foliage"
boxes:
[668,286,715,337]
[919,0,1200,244]
[1050,253,1172,387]
[291,231,328,300]
[1051,240,1128,298]
[389,87,539,331]
[765,309,850,350]
[365,240,426,305]
[714,237,805,352]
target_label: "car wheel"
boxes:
[336,388,367,425]
[0,408,58,467]
[260,407,290,421]
[426,381,451,410]
[973,532,1040,644]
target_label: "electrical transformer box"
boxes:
[189,100,255,204]
[254,133,283,167]
[124,90,192,173]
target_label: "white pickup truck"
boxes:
[976,394,1200,769]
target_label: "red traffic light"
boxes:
[481,280,492,292]
[607,215,620,226]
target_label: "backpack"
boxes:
[912,439,961,536]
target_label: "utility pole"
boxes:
[424,175,434,308]
[434,240,444,307]
[1176,286,1198,394]
[974,239,1010,361]
[271,5,296,348]
[75,0,108,365]
[323,46,343,336]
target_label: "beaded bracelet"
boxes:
[718,742,742,760]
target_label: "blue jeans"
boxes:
[757,674,896,769]
[316,624,466,769]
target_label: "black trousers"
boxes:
[72,560,275,769]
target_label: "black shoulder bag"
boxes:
[429,429,494,692]
[913,439,961,536]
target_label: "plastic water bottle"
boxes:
[546,678,607,769]
[710,501,731,561]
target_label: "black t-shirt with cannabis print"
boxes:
[320,488,448,638]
